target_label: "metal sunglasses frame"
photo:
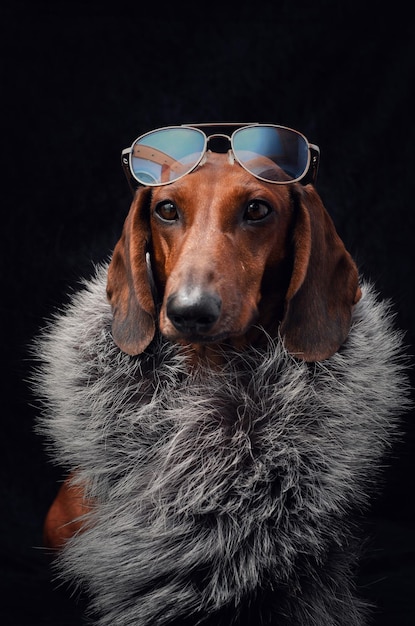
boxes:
[121,123,320,193]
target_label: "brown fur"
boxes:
[43,474,90,549]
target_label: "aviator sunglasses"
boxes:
[121,123,320,191]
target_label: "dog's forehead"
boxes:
[149,151,293,207]
[149,152,250,199]
[151,152,290,210]
[178,151,265,185]
[196,150,240,176]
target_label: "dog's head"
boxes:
[107,152,361,362]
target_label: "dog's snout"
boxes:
[166,290,222,334]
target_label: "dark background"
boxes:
[1,2,414,624]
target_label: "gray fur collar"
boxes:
[33,265,411,626]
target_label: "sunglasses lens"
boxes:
[232,126,309,182]
[131,127,205,185]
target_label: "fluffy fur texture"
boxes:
[33,264,411,626]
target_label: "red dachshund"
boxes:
[44,148,361,549]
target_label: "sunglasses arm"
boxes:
[308,144,320,185]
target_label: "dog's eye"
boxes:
[244,200,272,222]
[155,201,179,222]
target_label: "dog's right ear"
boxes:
[107,188,156,355]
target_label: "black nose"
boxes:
[166,290,222,334]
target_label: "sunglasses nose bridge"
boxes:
[206,133,232,154]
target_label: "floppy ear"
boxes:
[106,187,156,355]
[280,185,361,362]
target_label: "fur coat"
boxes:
[33,264,411,626]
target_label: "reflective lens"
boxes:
[131,127,206,185]
[232,125,310,183]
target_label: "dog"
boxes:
[43,148,360,544]
[35,130,409,625]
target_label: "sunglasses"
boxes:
[121,123,320,191]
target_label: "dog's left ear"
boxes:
[106,188,156,355]
[280,185,361,362]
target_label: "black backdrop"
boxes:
[2,3,414,625]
